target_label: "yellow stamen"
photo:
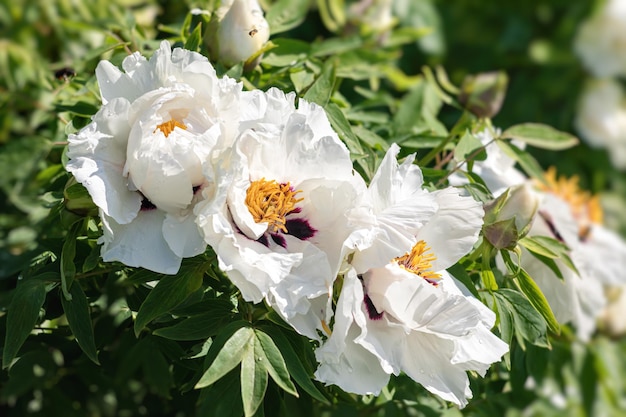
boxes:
[537,167,604,238]
[393,240,442,282]
[155,119,187,137]
[245,178,303,234]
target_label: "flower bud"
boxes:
[211,0,270,69]
[483,183,540,249]
[458,71,508,119]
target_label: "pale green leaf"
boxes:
[254,329,298,397]
[502,123,579,150]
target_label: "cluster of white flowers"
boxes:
[66,41,508,407]
[453,128,626,341]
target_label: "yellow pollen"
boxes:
[155,119,187,137]
[245,178,303,234]
[393,240,442,282]
[537,167,604,238]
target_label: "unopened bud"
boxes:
[458,71,508,119]
[212,0,270,69]
[483,183,539,249]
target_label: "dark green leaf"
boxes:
[60,221,81,300]
[133,261,207,336]
[153,311,233,341]
[61,283,99,364]
[502,123,579,150]
[55,101,99,117]
[2,279,47,368]
[262,327,329,404]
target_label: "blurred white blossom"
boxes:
[574,0,626,78]
[575,78,626,170]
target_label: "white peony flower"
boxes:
[66,41,247,274]
[195,88,366,339]
[212,0,270,68]
[315,146,508,407]
[575,78,626,170]
[574,0,626,78]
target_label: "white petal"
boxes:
[583,224,626,285]
[163,211,206,258]
[99,209,182,274]
[416,188,483,271]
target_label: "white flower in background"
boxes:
[348,0,395,33]
[212,0,270,68]
[574,0,626,78]
[599,284,626,337]
[575,78,626,170]
[448,127,526,196]
[455,133,626,340]
[315,146,508,407]
[66,41,246,274]
[195,88,366,339]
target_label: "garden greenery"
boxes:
[2,1,626,417]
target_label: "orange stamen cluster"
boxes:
[538,167,603,238]
[394,240,442,283]
[155,119,187,137]
[245,178,303,234]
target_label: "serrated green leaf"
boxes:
[61,283,99,365]
[134,262,206,336]
[196,326,254,389]
[516,267,560,334]
[266,0,309,35]
[502,123,579,150]
[3,279,47,368]
[254,329,298,397]
[242,337,268,417]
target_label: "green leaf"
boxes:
[61,283,99,365]
[303,60,336,107]
[519,236,559,258]
[516,267,561,334]
[266,0,309,35]
[262,327,329,404]
[153,311,233,341]
[3,279,47,368]
[242,337,269,417]
[493,289,548,349]
[197,370,243,417]
[497,140,545,182]
[502,123,579,150]
[133,261,206,336]
[454,130,487,163]
[60,221,81,301]
[520,235,579,275]
[55,101,99,117]
[184,22,203,52]
[393,78,446,136]
[262,38,310,67]
[254,329,298,397]
[195,326,254,389]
